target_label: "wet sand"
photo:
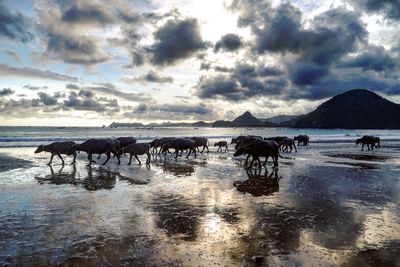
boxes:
[0,142,400,266]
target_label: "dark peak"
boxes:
[240,111,254,117]
[335,89,381,99]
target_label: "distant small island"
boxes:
[109,89,400,129]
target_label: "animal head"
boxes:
[34,145,44,153]
[356,138,361,145]
[233,143,252,157]
[214,142,218,147]
[294,136,298,141]
[231,138,237,144]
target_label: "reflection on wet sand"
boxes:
[1,142,400,266]
[234,168,281,197]
[35,165,148,190]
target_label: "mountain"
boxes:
[264,115,300,124]
[192,121,212,127]
[290,89,400,129]
[212,111,276,127]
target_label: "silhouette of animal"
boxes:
[71,138,120,166]
[356,135,380,151]
[234,139,280,168]
[294,135,309,146]
[122,143,151,165]
[214,141,229,152]
[35,141,76,165]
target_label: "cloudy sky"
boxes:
[1,0,400,126]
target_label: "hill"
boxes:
[264,115,300,124]
[291,89,400,129]
[212,111,276,127]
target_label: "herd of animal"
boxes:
[34,134,381,168]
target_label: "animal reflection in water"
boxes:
[35,165,147,190]
[234,168,281,197]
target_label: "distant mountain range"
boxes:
[109,89,400,129]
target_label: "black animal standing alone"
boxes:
[356,135,380,151]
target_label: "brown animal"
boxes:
[122,143,151,165]
[35,141,76,165]
[356,135,380,151]
[214,141,229,152]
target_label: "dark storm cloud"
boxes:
[123,70,173,84]
[195,61,288,101]
[61,1,114,25]
[0,88,14,96]
[0,64,78,82]
[214,33,242,52]
[0,0,33,43]
[37,92,60,106]
[63,91,120,113]
[46,32,110,65]
[350,0,400,21]
[289,62,329,85]
[196,75,241,101]
[231,2,366,66]
[146,18,207,66]
[339,45,397,71]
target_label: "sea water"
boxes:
[1,126,400,148]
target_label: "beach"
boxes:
[0,127,400,266]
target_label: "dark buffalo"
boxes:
[294,135,309,146]
[168,138,197,158]
[122,143,151,165]
[214,141,229,152]
[231,135,262,144]
[234,136,263,150]
[35,141,76,165]
[190,137,209,153]
[279,137,297,153]
[72,138,120,166]
[356,135,381,151]
[234,139,280,168]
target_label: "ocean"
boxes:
[1,126,400,148]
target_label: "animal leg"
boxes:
[71,152,76,165]
[112,150,121,165]
[134,154,141,165]
[193,148,197,158]
[263,156,269,165]
[245,154,251,167]
[88,154,94,166]
[128,154,133,165]
[257,157,262,169]
[226,146,229,152]
[57,154,65,165]
[146,152,151,165]
[206,145,209,153]
[97,154,101,159]
[102,152,111,165]
[47,154,54,165]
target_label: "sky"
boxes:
[0,0,400,126]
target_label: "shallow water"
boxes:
[0,140,399,266]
